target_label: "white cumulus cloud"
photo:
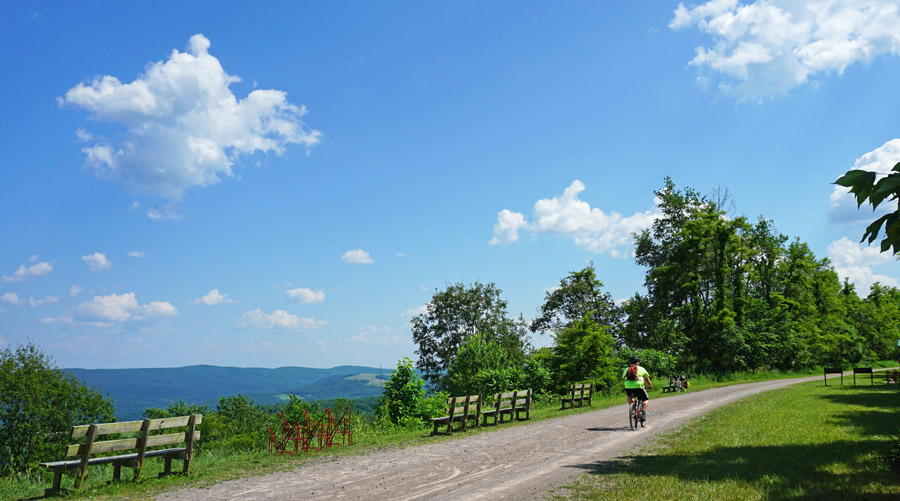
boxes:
[76,292,177,324]
[191,289,236,306]
[236,308,327,331]
[829,138,900,224]
[60,34,322,201]
[827,237,898,293]
[489,180,660,258]
[342,249,374,264]
[286,287,325,303]
[670,0,900,101]
[3,260,53,282]
[82,252,112,272]
[0,293,20,305]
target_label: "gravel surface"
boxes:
[158,376,824,500]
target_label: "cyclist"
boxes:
[623,356,652,422]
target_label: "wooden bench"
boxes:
[853,367,873,385]
[482,389,532,426]
[431,395,480,435]
[824,367,844,386]
[39,414,201,496]
[561,383,593,409]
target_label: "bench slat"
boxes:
[66,431,200,457]
[72,415,203,438]
[41,448,187,469]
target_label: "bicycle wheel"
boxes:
[629,402,638,430]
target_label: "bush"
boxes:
[0,342,115,475]
[376,358,426,426]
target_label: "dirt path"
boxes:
[159,375,826,500]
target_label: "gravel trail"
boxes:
[159,375,825,500]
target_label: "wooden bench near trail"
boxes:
[431,395,480,435]
[39,414,201,496]
[482,389,532,426]
[561,383,593,410]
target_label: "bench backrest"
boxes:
[853,367,873,374]
[824,367,843,374]
[444,396,479,417]
[568,383,592,394]
[66,415,202,458]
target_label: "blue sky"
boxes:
[1,1,898,369]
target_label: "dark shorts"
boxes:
[624,388,649,401]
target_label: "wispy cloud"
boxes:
[3,259,53,282]
[235,308,327,331]
[670,0,900,101]
[60,34,322,201]
[286,287,325,303]
[127,250,147,258]
[190,289,236,306]
[74,292,177,324]
[82,252,112,272]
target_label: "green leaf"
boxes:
[834,169,872,187]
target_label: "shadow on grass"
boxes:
[566,438,899,499]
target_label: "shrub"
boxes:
[0,342,114,475]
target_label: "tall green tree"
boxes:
[0,342,114,475]
[411,281,529,385]
[530,263,622,340]
[550,315,618,393]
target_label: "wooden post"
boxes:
[75,424,98,490]
[134,419,151,481]
[182,414,198,474]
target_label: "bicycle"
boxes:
[628,390,648,430]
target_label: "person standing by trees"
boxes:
[623,356,652,422]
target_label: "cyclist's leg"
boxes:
[640,389,649,412]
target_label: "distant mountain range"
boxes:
[65,365,390,420]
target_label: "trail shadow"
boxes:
[566,439,899,499]
[817,386,900,436]
[587,426,626,432]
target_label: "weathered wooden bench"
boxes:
[431,395,480,435]
[561,383,593,409]
[39,414,201,496]
[482,389,532,426]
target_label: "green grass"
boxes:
[2,366,894,500]
[556,381,900,500]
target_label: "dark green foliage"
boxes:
[411,281,530,386]
[0,342,114,475]
[623,178,900,374]
[550,315,618,394]
[835,163,900,254]
[445,333,509,395]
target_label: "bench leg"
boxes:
[45,468,63,497]
[114,463,122,481]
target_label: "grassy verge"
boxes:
[555,381,900,500]
[1,365,892,499]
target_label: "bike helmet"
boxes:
[629,356,640,364]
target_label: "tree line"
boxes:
[410,178,900,398]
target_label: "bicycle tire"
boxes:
[629,402,638,430]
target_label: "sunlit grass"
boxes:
[2,365,894,499]
[557,381,900,500]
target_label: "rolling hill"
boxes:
[65,364,390,420]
